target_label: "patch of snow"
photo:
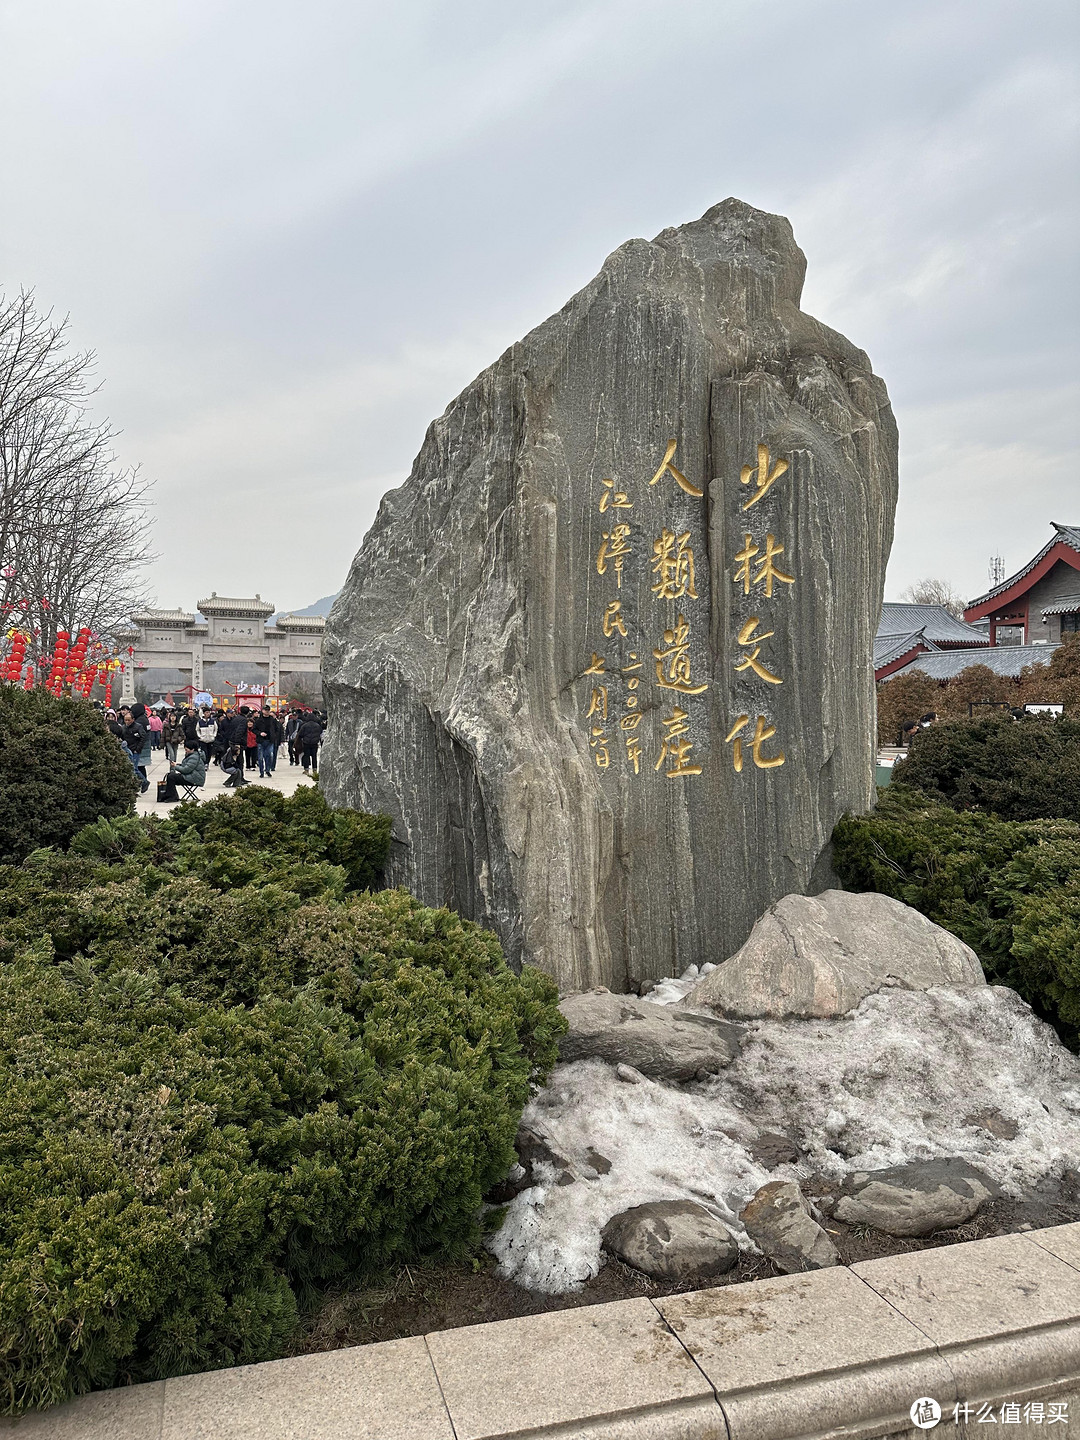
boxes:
[489,984,1080,1293]
[642,962,714,1006]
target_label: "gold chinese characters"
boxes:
[651,528,697,601]
[727,442,791,772]
[653,614,708,696]
[649,438,703,497]
[740,442,789,511]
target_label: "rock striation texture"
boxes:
[684,890,986,1019]
[322,199,898,991]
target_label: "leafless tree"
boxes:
[899,577,968,620]
[0,289,153,664]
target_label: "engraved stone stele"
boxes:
[321,198,899,992]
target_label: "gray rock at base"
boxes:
[559,991,742,1080]
[834,1159,998,1237]
[321,199,898,992]
[749,1132,801,1170]
[685,890,985,1019]
[602,1200,739,1282]
[739,1180,839,1273]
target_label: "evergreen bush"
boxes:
[893,713,1080,822]
[0,687,137,863]
[833,785,1080,1044]
[0,799,563,1414]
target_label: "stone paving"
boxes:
[134,740,315,816]
[4,1222,1077,1439]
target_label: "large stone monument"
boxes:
[322,199,898,992]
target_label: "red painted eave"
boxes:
[875,644,928,682]
[964,543,1080,623]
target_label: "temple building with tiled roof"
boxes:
[964,523,1080,646]
[873,602,988,681]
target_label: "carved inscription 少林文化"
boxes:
[727,443,791,772]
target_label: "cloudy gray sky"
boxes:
[1,0,1076,614]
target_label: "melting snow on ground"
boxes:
[488,981,1080,1293]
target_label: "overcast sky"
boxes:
[1,0,1076,614]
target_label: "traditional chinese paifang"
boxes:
[734,617,783,685]
[653,613,709,695]
[648,439,703,498]
[724,713,785,772]
[650,528,698,601]
[599,478,633,513]
[740,443,789,511]
[655,705,702,777]
[732,532,795,598]
[597,522,633,588]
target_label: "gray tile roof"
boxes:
[889,644,1061,681]
[877,603,989,647]
[132,608,196,626]
[275,613,327,631]
[874,629,940,669]
[197,595,276,617]
[1042,594,1080,617]
[966,523,1080,609]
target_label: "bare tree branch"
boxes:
[0,289,155,669]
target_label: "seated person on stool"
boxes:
[221,742,248,788]
[157,742,207,802]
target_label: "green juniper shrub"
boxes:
[0,794,558,1412]
[892,713,1080,823]
[0,686,137,863]
[0,870,564,1414]
[833,784,1080,1043]
[161,785,392,892]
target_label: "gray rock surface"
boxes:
[559,991,742,1080]
[748,1132,801,1170]
[601,1200,739,1282]
[739,1180,839,1272]
[834,1159,998,1237]
[685,890,985,1018]
[321,199,898,991]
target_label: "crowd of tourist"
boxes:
[103,700,327,801]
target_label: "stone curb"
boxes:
[3,1224,1077,1439]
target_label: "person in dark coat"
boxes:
[254,708,279,777]
[121,704,152,792]
[163,712,184,763]
[180,709,199,747]
[297,714,323,774]
[284,709,302,766]
[243,718,259,770]
[221,742,248,788]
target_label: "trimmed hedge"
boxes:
[0,687,137,863]
[833,785,1080,1044]
[892,714,1080,823]
[0,793,563,1414]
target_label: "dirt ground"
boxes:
[286,1168,1080,1358]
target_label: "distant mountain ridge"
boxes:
[276,592,339,621]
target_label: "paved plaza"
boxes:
[134,741,315,816]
